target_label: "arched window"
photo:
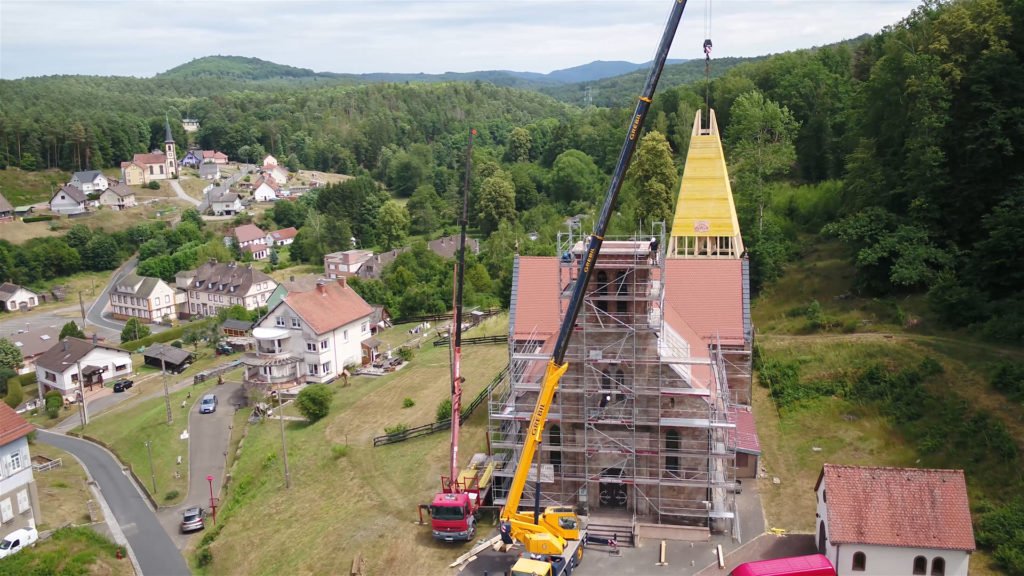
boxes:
[852,552,866,572]
[599,370,612,407]
[614,368,626,402]
[913,556,927,575]
[817,522,827,554]
[931,557,945,576]
[549,425,562,473]
[595,271,608,312]
[665,430,680,474]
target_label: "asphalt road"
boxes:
[37,430,191,576]
[157,381,245,548]
[169,179,201,206]
[0,304,97,340]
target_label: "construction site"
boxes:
[487,109,758,545]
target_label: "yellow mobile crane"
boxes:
[497,1,692,574]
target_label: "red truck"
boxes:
[731,554,836,576]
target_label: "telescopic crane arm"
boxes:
[499,0,692,556]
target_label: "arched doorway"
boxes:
[595,271,608,313]
[549,425,562,473]
[818,521,827,553]
[599,468,627,509]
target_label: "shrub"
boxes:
[436,398,453,422]
[991,363,1024,400]
[22,215,54,223]
[4,379,23,409]
[296,384,333,422]
[0,367,16,395]
[171,340,183,348]
[196,546,213,567]
[331,444,350,459]
[397,347,414,362]
[147,181,161,190]
[402,397,415,408]
[384,423,409,437]
[164,490,180,501]
[45,390,63,418]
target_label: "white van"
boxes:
[0,527,38,558]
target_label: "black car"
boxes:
[112,379,134,393]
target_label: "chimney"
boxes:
[337,277,347,288]
[63,340,69,352]
[92,333,98,345]
[316,279,328,295]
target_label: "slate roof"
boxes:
[209,187,239,203]
[188,261,274,296]
[198,163,219,178]
[111,273,164,298]
[0,402,34,446]
[0,193,12,213]
[10,326,60,359]
[72,170,103,184]
[221,319,253,332]
[428,234,480,258]
[35,337,128,373]
[0,282,37,299]
[816,464,976,551]
[283,279,372,335]
[53,184,87,204]
[143,343,192,365]
[105,183,135,198]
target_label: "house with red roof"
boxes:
[815,464,975,576]
[202,150,229,164]
[0,403,41,531]
[243,278,373,391]
[232,224,269,260]
[266,227,297,247]
[252,176,281,202]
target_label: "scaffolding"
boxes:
[490,224,739,537]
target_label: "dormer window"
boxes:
[194,281,203,289]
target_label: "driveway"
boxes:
[157,380,244,548]
[169,179,200,207]
[37,430,191,576]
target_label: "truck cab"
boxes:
[429,492,478,541]
[0,527,38,558]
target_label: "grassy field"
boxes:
[177,175,209,201]
[30,442,98,530]
[0,167,68,206]
[0,526,131,576]
[198,339,508,575]
[22,269,114,308]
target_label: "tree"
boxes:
[0,338,22,372]
[4,379,22,409]
[296,384,333,422]
[377,200,410,251]
[269,248,279,267]
[183,328,203,351]
[506,127,532,163]
[268,200,306,229]
[549,150,604,206]
[45,390,63,419]
[0,368,15,396]
[121,318,151,343]
[59,321,85,340]
[407,184,442,236]
[625,130,678,227]
[726,91,800,233]
[181,207,205,229]
[82,234,120,271]
[477,171,516,235]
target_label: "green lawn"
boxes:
[30,442,98,530]
[197,343,509,575]
[0,526,131,576]
[0,167,68,206]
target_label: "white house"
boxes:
[323,249,373,279]
[34,338,133,401]
[109,273,178,324]
[69,170,109,193]
[243,278,372,390]
[0,403,41,533]
[198,163,220,180]
[267,165,289,186]
[208,187,243,216]
[267,227,297,247]
[262,154,278,169]
[49,185,88,215]
[252,177,280,202]
[815,464,975,576]
[0,283,41,312]
[98,183,137,211]
[233,224,268,260]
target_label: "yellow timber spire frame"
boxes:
[668,109,744,258]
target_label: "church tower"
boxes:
[164,116,178,178]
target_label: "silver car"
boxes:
[199,394,217,414]
[180,506,205,533]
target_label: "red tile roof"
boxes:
[817,464,975,551]
[664,259,744,345]
[728,405,760,454]
[132,151,167,166]
[0,402,35,446]
[234,224,266,244]
[270,227,297,241]
[284,279,373,335]
[511,256,561,339]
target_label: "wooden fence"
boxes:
[372,364,508,447]
[432,334,508,347]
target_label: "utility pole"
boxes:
[145,440,157,494]
[161,356,173,425]
[75,360,89,428]
[78,291,87,334]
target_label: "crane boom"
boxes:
[448,128,474,488]
[499,0,692,559]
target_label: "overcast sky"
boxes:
[0,0,922,79]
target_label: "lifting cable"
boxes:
[703,0,713,117]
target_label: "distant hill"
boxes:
[158,56,322,80]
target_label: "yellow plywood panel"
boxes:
[670,111,742,240]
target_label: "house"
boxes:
[221,319,253,338]
[323,249,373,279]
[179,260,277,318]
[208,187,242,216]
[0,283,41,312]
[202,150,229,164]
[267,227,297,247]
[242,278,372,391]
[369,304,392,334]
[0,193,13,222]
[142,344,193,373]
[109,273,178,324]
[120,118,178,185]
[728,406,761,478]
[0,403,42,533]
[182,118,200,133]
[49,185,88,215]
[9,326,60,374]
[265,274,322,310]
[262,154,278,169]
[198,163,220,180]
[35,337,133,400]
[233,224,268,260]
[69,170,109,193]
[180,150,203,168]
[252,177,280,202]
[98,183,137,211]
[815,464,975,576]
[361,336,382,365]
[266,165,289,186]
[427,234,480,259]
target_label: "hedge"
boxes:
[120,319,214,351]
[23,215,55,223]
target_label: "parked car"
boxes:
[215,343,234,356]
[180,506,205,533]
[0,527,38,558]
[199,394,218,414]
[112,379,134,393]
